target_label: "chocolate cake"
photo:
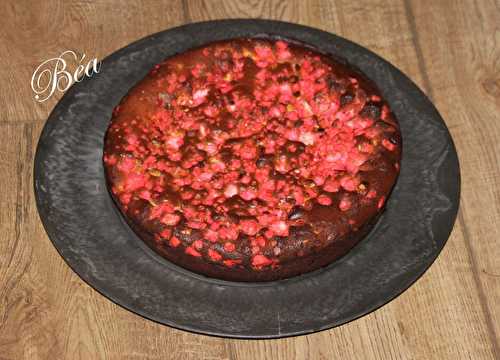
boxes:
[103,38,401,281]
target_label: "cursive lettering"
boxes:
[31,50,101,102]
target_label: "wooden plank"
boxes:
[409,0,500,356]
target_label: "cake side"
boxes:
[103,38,401,281]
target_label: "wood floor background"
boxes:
[0,0,499,359]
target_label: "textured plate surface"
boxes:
[34,19,460,339]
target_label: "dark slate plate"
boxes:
[34,19,460,339]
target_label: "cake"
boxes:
[103,38,401,281]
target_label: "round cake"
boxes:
[103,38,401,281]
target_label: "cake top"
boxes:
[104,38,401,270]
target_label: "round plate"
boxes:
[34,19,460,339]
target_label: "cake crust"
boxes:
[103,38,401,281]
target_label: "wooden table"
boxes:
[1,1,499,359]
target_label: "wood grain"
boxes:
[0,0,498,359]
